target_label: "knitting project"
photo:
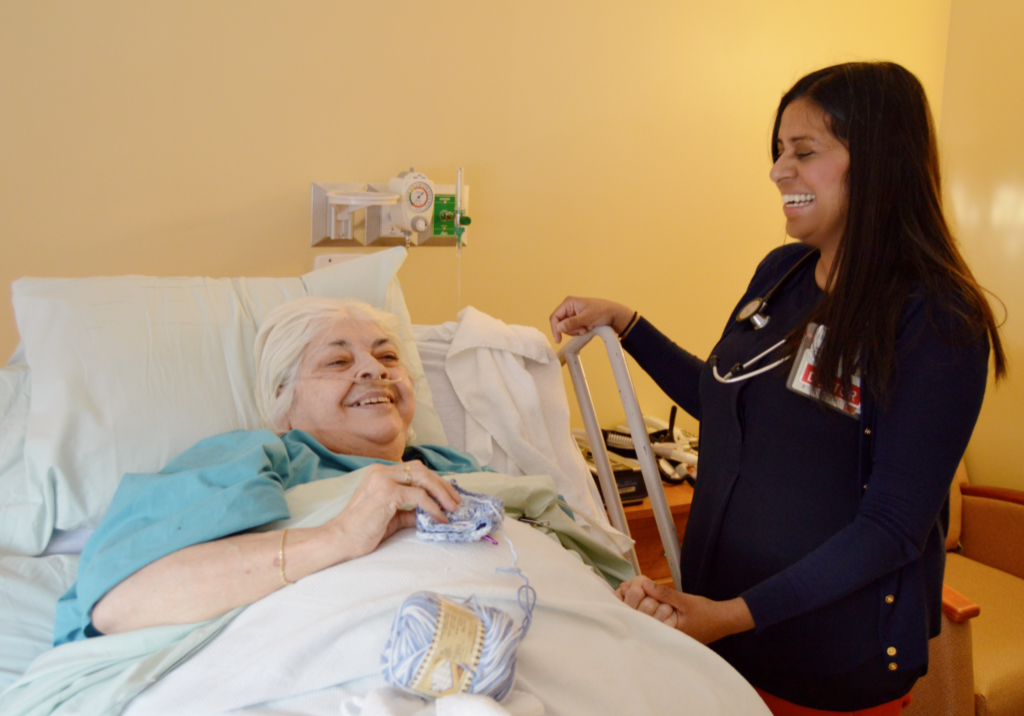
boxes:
[416,481,504,542]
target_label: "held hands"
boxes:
[323,460,460,562]
[549,297,635,344]
[615,575,755,645]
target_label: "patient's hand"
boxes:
[616,575,678,627]
[615,575,754,645]
[324,460,461,561]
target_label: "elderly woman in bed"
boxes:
[53,298,475,646]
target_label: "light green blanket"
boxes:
[0,470,633,716]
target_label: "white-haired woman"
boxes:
[53,298,479,646]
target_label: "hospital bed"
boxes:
[0,248,770,715]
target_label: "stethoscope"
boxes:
[710,250,818,384]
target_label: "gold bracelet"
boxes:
[279,528,293,586]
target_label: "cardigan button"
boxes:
[887,647,897,656]
[885,594,895,604]
[864,428,872,435]
[889,662,898,671]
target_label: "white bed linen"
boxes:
[123,519,767,716]
[235,686,545,716]
[0,556,79,694]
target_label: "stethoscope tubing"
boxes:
[711,339,790,384]
[712,249,818,384]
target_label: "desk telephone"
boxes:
[573,407,699,507]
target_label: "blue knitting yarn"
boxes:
[381,587,535,701]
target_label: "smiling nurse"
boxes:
[550,62,1006,714]
[772,97,850,290]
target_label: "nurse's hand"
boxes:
[645,579,755,645]
[616,575,755,645]
[549,297,635,343]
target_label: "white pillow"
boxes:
[9,248,446,555]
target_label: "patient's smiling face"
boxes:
[282,318,415,461]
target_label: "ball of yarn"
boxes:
[381,591,523,701]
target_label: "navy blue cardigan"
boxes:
[623,244,990,709]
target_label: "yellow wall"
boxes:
[1,1,952,437]
[941,0,1024,490]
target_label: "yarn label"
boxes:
[409,597,486,697]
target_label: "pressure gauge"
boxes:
[408,182,433,210]
[387,170,436,237]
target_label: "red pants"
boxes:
[756,688,913,715]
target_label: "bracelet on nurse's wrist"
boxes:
[618,311,640,340]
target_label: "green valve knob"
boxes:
[458,215,472,226]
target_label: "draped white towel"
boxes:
[436,307,605,524]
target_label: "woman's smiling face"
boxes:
[770,98,851,255]
[281,318,415,461]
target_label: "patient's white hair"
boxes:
[254,298,408,433]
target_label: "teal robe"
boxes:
[53,429,485,647]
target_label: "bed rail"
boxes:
[557,326,682,590]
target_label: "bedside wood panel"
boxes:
[623,483,694,584]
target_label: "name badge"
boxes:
[785,323,861,419]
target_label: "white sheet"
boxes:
[0,556,79,694]
[123,519,768,716]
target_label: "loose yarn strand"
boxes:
[489,501,537,638]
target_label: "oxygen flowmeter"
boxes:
[380,170,435,239]
[310,169,471,247]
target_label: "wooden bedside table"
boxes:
[623,482,694,585]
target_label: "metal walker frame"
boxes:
[557,326,682,590]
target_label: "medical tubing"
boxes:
[297,375,405,384]
[712,355,790,383]
[711,338,789,383]
[603,433,698,465]
[605,432,634,450]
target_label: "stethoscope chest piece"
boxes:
[736,298,770,330]
[736,299,762,321]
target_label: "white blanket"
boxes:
[122,522,766,715]
[4,471,768,716]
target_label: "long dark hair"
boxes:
[774,62,1006,402]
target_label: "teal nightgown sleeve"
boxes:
[53,430,297,646]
